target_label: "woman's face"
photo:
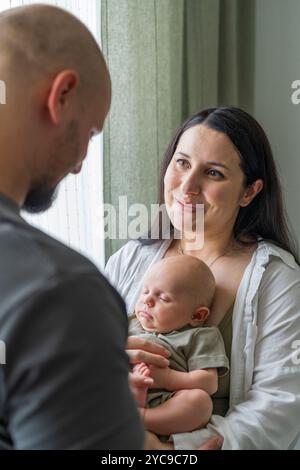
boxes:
[164,124,248,238]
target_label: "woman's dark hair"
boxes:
[143,106,299,263]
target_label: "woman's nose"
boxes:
[181,171,201,195]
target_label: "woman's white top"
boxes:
[105,239,300,449]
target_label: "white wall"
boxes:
[254,0,300,245]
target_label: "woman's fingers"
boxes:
[198,435,223,450]
[127,349,169,368]
[127,337,170,357]
[126,337,170,367]
[144,431,174,450]
[144,433,223,451]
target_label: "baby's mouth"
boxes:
[138,310,153,321]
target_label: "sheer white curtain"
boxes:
[0,0,105,270]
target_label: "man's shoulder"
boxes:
[0,214,98,279]
[0,214,127,336]
[0,214,115,315]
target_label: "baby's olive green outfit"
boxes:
[129,315,229,409]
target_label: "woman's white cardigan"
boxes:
[105,239,300,449]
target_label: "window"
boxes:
[0,0,105,270]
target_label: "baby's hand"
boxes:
[130,362,153,408]
[133,362,151,378]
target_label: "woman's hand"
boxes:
[126,337,170,368]
[197,435,223,450]
[144,432,173,450]
[144,432,223,450]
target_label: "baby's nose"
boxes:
[144,296,154,308]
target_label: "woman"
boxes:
[105,107,300,449]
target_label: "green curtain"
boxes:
[101,0,255,258]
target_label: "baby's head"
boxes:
[134,255,216,333]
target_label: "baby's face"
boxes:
[135,262,198,333]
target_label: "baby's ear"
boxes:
[190,307,209,327]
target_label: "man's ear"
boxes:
[239,179,264,208]
[47,70,80,125]
[190,307,209,327]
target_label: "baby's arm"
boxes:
[143,367,216,435]
[149,366,218,395]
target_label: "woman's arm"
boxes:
[173,259,300,450]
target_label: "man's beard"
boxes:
[22,185,58,213]
[22,119,80,214]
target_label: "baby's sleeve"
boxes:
[187,327,229,376]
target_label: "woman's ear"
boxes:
[190,307,209,327]
[240,179,264,207]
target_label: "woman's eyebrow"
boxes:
[206,160,230,170]
[175,152,230,171]
[175,151,191,158]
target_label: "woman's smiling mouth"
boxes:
[174,197,204,213]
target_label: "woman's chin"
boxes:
[168,209,205,235]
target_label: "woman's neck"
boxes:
[179,230,237,263]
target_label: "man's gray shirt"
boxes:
[0,193,143,449]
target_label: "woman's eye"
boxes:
[159,297,168,302]
[207,168,224,179]
[175,159,190,169]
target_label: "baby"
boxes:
[129,255,229,438]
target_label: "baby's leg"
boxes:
[144,389,212,436]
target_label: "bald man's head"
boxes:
[0,4,111,212]
[0,4,110,103]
